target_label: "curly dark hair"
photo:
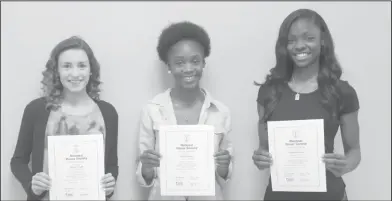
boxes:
[41,36,102,110]
[257,9,343,122]
[157,21,211,63]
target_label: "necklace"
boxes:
[291,76,317,100]
[171,89,204,123]
[173,99,200,123]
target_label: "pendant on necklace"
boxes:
[295,93,300,100]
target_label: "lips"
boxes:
[183,76,196,82]
[294,52,311,60]
[68,80,83,84]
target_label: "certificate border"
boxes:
[159,125,215,196]
[273,125,321,188]
[164,130,211,193]
[52,140,101,199]
[268,119,327,192]
[48,134,105,200]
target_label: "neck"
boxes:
[292,62,320,83]
[62,90,91,106]
[171,87,202,104]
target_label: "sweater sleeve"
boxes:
[10,99,47,200]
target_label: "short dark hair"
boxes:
[157,21,211,63]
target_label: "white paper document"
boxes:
[267,119,326,192]
[48,134,105,200]
[159,125,215,196]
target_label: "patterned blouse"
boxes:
[42,104,106,200]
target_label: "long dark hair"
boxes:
[256,9,342,122]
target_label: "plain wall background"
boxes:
[1,2,390,200]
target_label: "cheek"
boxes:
[82,70,91,78]
[309,41,321,51]
[286,44,294,54]
[57,71,68,81]
[196,67,204,76]
[310,44,322,56]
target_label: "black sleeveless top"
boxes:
[257,80,359,200]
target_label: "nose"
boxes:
[70,67,80,76]
[294,41,306,52]
[182,62,195,73]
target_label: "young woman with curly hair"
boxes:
[252,9,361,201]
[136,21,233,200]
[10,36,119,200]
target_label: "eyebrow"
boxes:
[61,61,89,64]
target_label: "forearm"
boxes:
[258,122,268,151]
[345,147,361,173]
[10,160,33,193]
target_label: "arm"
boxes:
[135,106,156,187]
[216,111,233,182]
[324,81,360,176]
[10,102,46,200]
[340,111,361,173]
[257,103,269,151]
[105,106,119,199]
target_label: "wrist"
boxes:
[141,165,155,180]
[106,191,114,198]
[258,146,268,151]
[216,166,229,178]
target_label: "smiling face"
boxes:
[57,48,91,94]
[167,39,205,89]
[287,18,322,68]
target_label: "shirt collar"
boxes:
[148,88,223,112]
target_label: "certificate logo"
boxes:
[184,133,190,143]
[293,130,299,138]
[72,144,80,154]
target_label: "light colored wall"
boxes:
[1,2,390,200]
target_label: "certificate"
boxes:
[267,119,326,192]
[159,125,215,196]
[47,134,105,200]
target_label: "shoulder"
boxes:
[96,99,118,117]
[336,80,360,114]
[257,83,274,104]
[336,80,358,96]
[143,89,171,111]
[202,89,230,115]
[258,83,274,94]
[148,89,170,104]
[211,99,230,115]
[25,97,46,113]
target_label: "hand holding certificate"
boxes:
[47,134,106,200]
[159,125,215,196]
[267,119,326,192]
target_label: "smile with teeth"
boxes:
[69,80,83,84]
[295,52,311,59]
[183,76,196,82]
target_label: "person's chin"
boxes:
[180,82,199,89]
[293,58,314,68]
[64,85,87,93]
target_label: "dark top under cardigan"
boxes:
[10,97,119,201]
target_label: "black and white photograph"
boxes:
[1,1,391,200]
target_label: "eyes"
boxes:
[172,57,203,68]
[288,36,317,44]
[174,59,202,66]
[60,62,89,69]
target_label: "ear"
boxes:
[166,64,172,74]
